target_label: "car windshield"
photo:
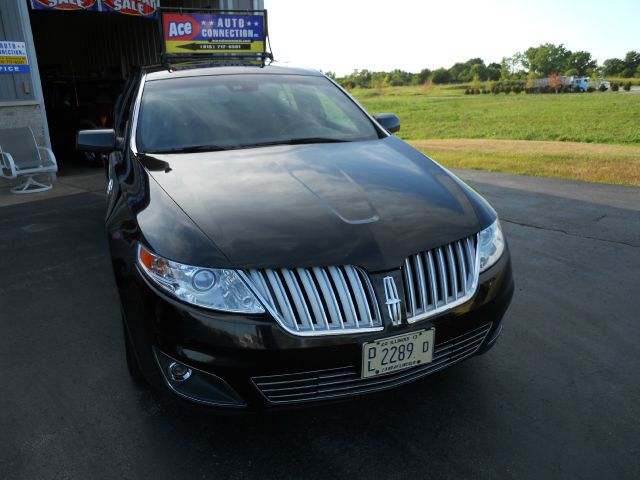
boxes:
[136,73,381,153]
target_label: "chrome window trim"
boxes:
[129,72,147,156]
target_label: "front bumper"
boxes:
[117,249,514,410]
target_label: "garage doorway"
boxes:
[28,0,222,171]
[28,8,159,171]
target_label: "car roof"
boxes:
[143,62,325,82]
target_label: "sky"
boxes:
[266,0,639,76]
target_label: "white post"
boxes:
[15,0,55,181]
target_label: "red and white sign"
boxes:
[31,0,99,11]
[30,0,159,17]
[102,0,159,17]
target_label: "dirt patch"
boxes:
[409,139,640,186]
[409,139,640,157]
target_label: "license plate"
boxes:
[361,329,435,378]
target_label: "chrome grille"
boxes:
[253,323,492,404]
[244,266,382,336]
[402,235,479,323]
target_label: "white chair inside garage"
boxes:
[0,127,58,194]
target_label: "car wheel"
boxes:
[122,310,146,384]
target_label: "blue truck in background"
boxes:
[571,76,610,91]
[534,75,610,91]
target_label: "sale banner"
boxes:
[30,0,100,11]
[30,0,159,17]
[101,0,159,18]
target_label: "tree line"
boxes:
[328,44,640,88]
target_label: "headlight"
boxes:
[136,245,265,314]
[478,219,505,272]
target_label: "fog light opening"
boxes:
[169,362,192,382]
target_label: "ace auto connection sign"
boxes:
[0,41,30,74]
[162,12,265,55]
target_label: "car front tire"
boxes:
[122,310,146,384]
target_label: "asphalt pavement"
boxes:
[1,170,638,479]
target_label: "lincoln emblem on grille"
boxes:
[383,276,402,325]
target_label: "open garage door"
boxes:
[28,0,222,170]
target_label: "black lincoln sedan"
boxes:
[77,63,513,410]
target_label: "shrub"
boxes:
[526,73,536,91]
[549,72,563,92]
[464,88,470,95]
[503,86,512,94]
[562,85,572,93]
[611,83,619,91]
[513,85,522,94]
[471,74,481,94]
[598,84,607,92]
[587,86,595,92]
[623,82,632,91]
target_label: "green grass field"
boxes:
[351,86,640,185]
[354,86,640,144]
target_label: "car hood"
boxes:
[140,136,488,272]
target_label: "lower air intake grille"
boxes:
[244,266,382,336]
[252,323,492,404]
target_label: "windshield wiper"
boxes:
[288,137,353,145]
[145,144,229,154]
[146,138,355,154]
[242,137,354,148]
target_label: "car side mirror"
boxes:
[374,113,401,133]
[76,129,119,152]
